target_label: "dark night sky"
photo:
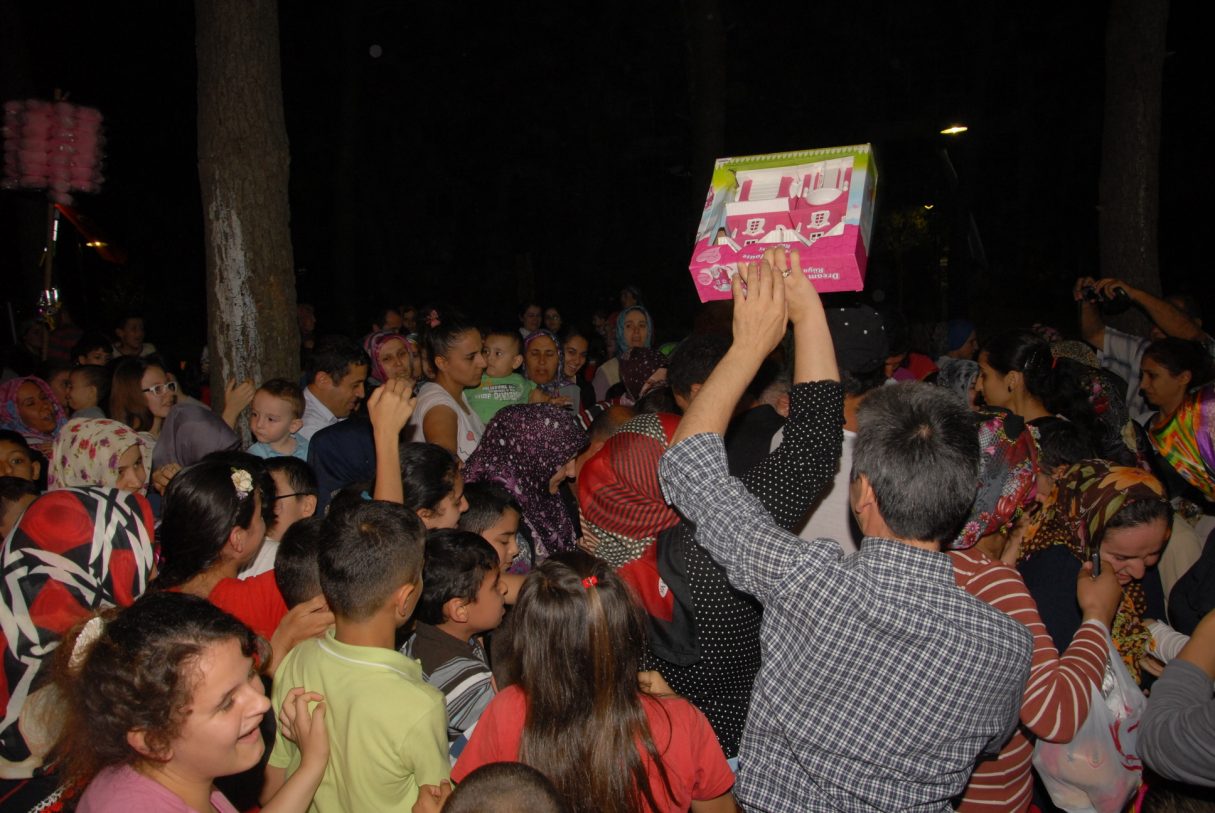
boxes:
[1,1,1208,357]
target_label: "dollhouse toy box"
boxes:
[687,144,877,301]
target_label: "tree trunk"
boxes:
[1098,0,1169,335]
[196,0,298,440]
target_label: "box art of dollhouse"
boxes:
[687,144,877,301]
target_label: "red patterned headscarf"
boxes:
[577,412,681,568]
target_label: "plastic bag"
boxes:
[1032,636,1146,813]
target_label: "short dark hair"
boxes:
[305,335,369,386]
[0,430,33,454]
[459,481,521,536]
[274,516,325,608]
[667,334,730,398]
[257,378,306,419]
[484,329,523,357]
[445,762,570,813]
[0,475,39,504]
[852,383,980,544]
[319,500,425,620]
[399,442,459,513]
[71,331,112,362]
[414,529,500,625]
[264,455,318,497]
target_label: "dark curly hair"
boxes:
[53,591,262,789]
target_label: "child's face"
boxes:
[420,474,469,530]
[46,370,70,409]
[464,569,508,633]
[140,367,177,419]
[250,392,301,445]
[482,335,521,379]
[479,507,521,571]
[161,638,270,780]
[0,441,39,481]
[268,469,314,540]
[67,369,99,412]
[78,347,110,366]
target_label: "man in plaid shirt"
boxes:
[660,250,1033,812]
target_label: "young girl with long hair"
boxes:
[451,551,736,813]
[55,591,328,812]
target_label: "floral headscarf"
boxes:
[1020,460,1171,681]
[577,412,681,567]
[1050,341,1139,465]
[464,404,587,562]
[952,411,1038,550]
[48,417,148,491]
[363,331,411,385]
[0,376,67,457]
[615,306,654,357]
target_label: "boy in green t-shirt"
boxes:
[465,330,538,424]
[265,501,448,811]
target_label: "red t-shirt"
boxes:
[207,570,288,641]
[452,686,734,811]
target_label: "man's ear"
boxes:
[300,495,318,519]
[127,728,170,761]
[314,371,334,390]
[511,354,523,371]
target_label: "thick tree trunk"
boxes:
[1098,0,1169,334]
[196,0,298,437]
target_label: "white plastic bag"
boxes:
[1032,636,1146,813]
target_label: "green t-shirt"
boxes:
[269,629,449,811]
[465,372,536,424]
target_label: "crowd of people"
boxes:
[1,255,1213,812]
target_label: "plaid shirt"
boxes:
[660,433,1033,812]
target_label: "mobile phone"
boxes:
[1089,548,1101,577]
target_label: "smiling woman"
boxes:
[0,376,68,458]
[55,591,329,813]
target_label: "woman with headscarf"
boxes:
[363,330,417,389]
[47,417,149,493]
[0,485,155,779]
[592,306,653,402]
[1018,460,1173,685]
[615,347,668,407]
[521,329,569,400]
[947,411,1121,812]
[463,404,587,565]
[0,376,67,459]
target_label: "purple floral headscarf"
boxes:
[0,376,68,457]
[464,404,587,562]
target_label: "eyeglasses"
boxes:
[142,381,179,396]
[271,492,308,501]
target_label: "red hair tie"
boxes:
[581,575,598,589]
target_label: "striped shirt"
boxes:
[949,548,1108,812]
[403,622,495,743]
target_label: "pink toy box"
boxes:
[687,144,877,301]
